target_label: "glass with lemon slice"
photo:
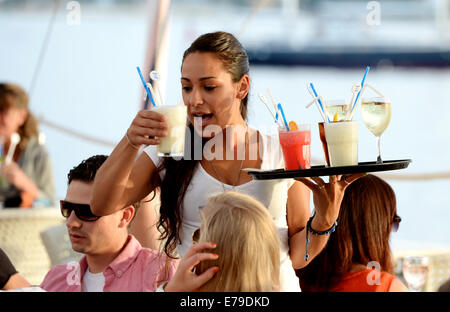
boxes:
[324,99,351,122]
[278,121,311,170]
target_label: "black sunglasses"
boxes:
[393,215,402,232]
[60,200,101,222]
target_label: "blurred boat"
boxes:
[242,0,450,68]
[247,47,450,68]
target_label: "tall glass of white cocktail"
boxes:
[323,121,358,167]
[153,104,187,157]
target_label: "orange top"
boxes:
[19,191,35,209]
[329,269,396,292]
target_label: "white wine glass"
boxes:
[402,256,430,292]
[361,96,392,163]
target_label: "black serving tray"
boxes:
[243,159,412,180]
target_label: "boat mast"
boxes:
[141,0,171,110]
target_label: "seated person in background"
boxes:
[296,174,408,292]
[0,248,30,290]
[0,83,54,207]
[40,155,178,292]
[163,191,281,292]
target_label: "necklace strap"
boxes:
[208,130,248,192]
[210,158,245,192]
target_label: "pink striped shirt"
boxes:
[40,235,178,292]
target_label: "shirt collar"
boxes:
[105,235,142,277]
[79,235,142,278]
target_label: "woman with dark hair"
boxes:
[296,174,408,292]
[0,83,55,207]
[91,31,362,291]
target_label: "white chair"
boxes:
[40,223,83,267]
[425,252,450,291]
[0,207,65,285]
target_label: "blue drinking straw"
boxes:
[136,66,156,107]
[309,82,330,123]
[351,66,370,112]
[277,103,290,131]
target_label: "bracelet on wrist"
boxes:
[304,214,338,261]
[309,215,338,235]
[125,131,140,150]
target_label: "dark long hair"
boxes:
[297,174,397,291]
[155,32,250,258]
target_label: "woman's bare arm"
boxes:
[91,110,167,216]
[289,174,365,269]
[2,273,30,290]
[91,138,158,216]
[287,180,332,270]
[286,180,310,238]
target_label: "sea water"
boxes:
[0,6,449,250]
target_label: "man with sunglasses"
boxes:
[40,155,178,292]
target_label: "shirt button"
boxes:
[117,270,122,276]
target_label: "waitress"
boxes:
[91,31,362,291]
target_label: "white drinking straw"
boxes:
[365,84,385,97]
[348,84,385,121]
[346,83,361,121]
[150,71,164,106]
[348,66,370,120]
[5,133,20,164]
[258,93,278,124]
[146,83,160,107]
[307,84,328,123]
[305,95,324,108]
[309,83,330,123]
[267,88,281,120]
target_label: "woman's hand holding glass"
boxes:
[295,174,366,229]
[126,110,169,147]
[1,161,39,200]
[1,162,30,189]
[164,242,219,292]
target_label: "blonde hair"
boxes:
[196,191,280,292]
[0,83,39,150]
